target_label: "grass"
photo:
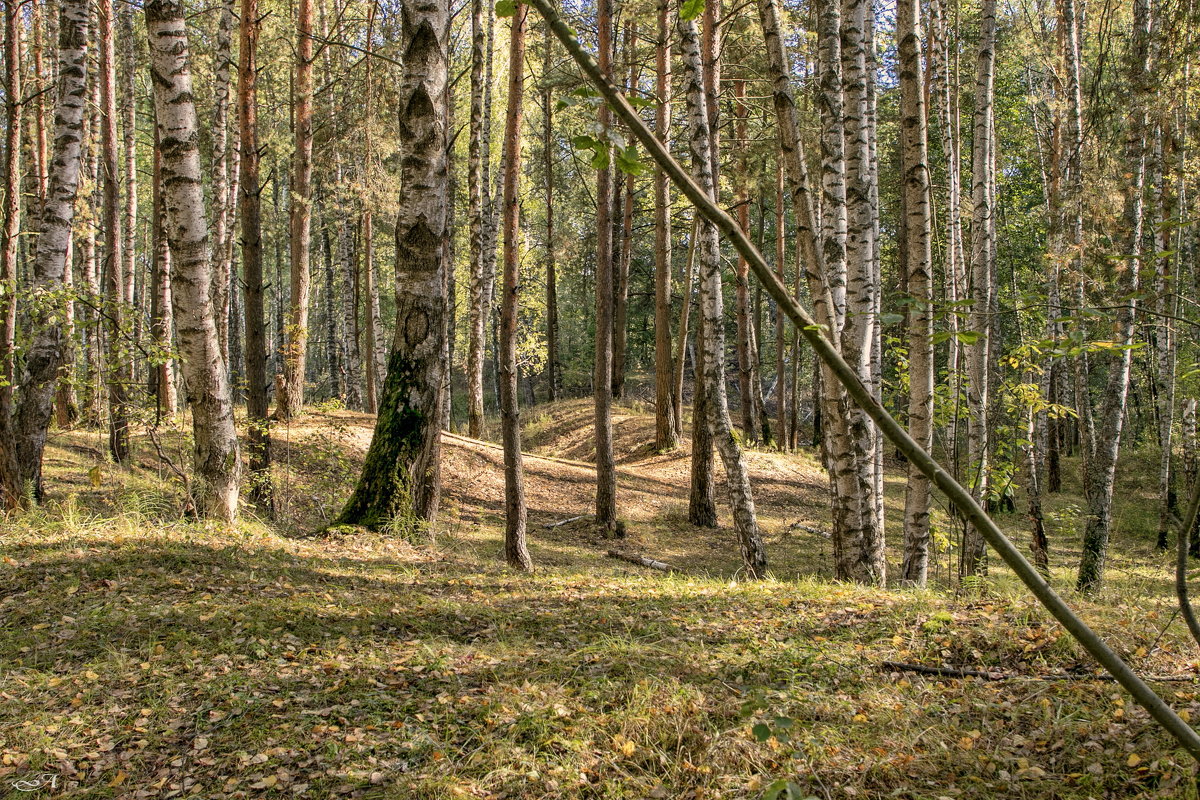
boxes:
[2,402,1199,798]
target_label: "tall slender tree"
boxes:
[0,0,24,506]
[681,12,768,578]
[653,0,677,450]
[7,0,89,505]
[961,0,998,578]
[593,0,618,535]
[500,1,533,571]
[897,0,934,586]
[146,0,241,521]
[278,0,315,420]
[239,0,274,511]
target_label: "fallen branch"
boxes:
[545,514,588,529]
[881,661,1198,683]
[788,521,830,538]
[607,550,675,572]
[525,0,1200,760]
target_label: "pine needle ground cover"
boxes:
[2,403,1197,799]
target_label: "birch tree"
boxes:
[897,0,934,586]
[681,13,767,578]
[146,0,241,521]
[7,0,88,505]
[338,0,448,531]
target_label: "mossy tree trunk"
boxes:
[337,0,448,532]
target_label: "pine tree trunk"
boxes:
[9,0,89,505]
[681,14,767,578]
[0,0,23,508]
[593,0,618,535]
[774,162,788,450]
[466,0,494,439]
[146,0,242,521]
[653,0,677,449]
[500,2,532,570]
[1151,128,1177,551]
[99,0,128,465]
[734,78,766,445]
[898,0,934,587]
[29,0,49,212]
[960,0,997,579]
[239,0,274,512]
[278,0,314,420]
[543,20,559,404]
[611,23,637,402]
[1077,0,1151,593]
[338,0,448,531]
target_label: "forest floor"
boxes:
[3,399,1200,799]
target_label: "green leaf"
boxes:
[590,146,610,170]
[879,312,904,326]
[680,0,704,20]
[751,723,772,742]
[627,96,654,109]
[615,144,644,176]
[571,135,597,150]
[955,330,982,345]
[495,0,517,17]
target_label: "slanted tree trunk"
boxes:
[337,0,448,531]
[897,0,934,587]
[499,2,532,570]
[148,119,177,417]
[653,0,677,450]
[146,0,242,521]
[98,0,128,465]
[466,0,493,438]
[239,0,274,512]
[8,0,89,505]
[681,14,767,578]
[960,0,997,579]
[278,0,314,420]
[211,0,236,367]
[593,0,618,535]
[1077,0,1152,593]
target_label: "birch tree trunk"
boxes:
[8,0,88,505]
[681,14,767,578]
[499,2,532,571]
[837,0,886,585]
[239,0,274,512]
[960,0,997,579]
[1077,0,1152,593]
[653,0,677,450]
[897,0,934,587]
[593,0,618,535]
[337,0,448,531]
[146,0,242,521]
[278,0,314,420]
